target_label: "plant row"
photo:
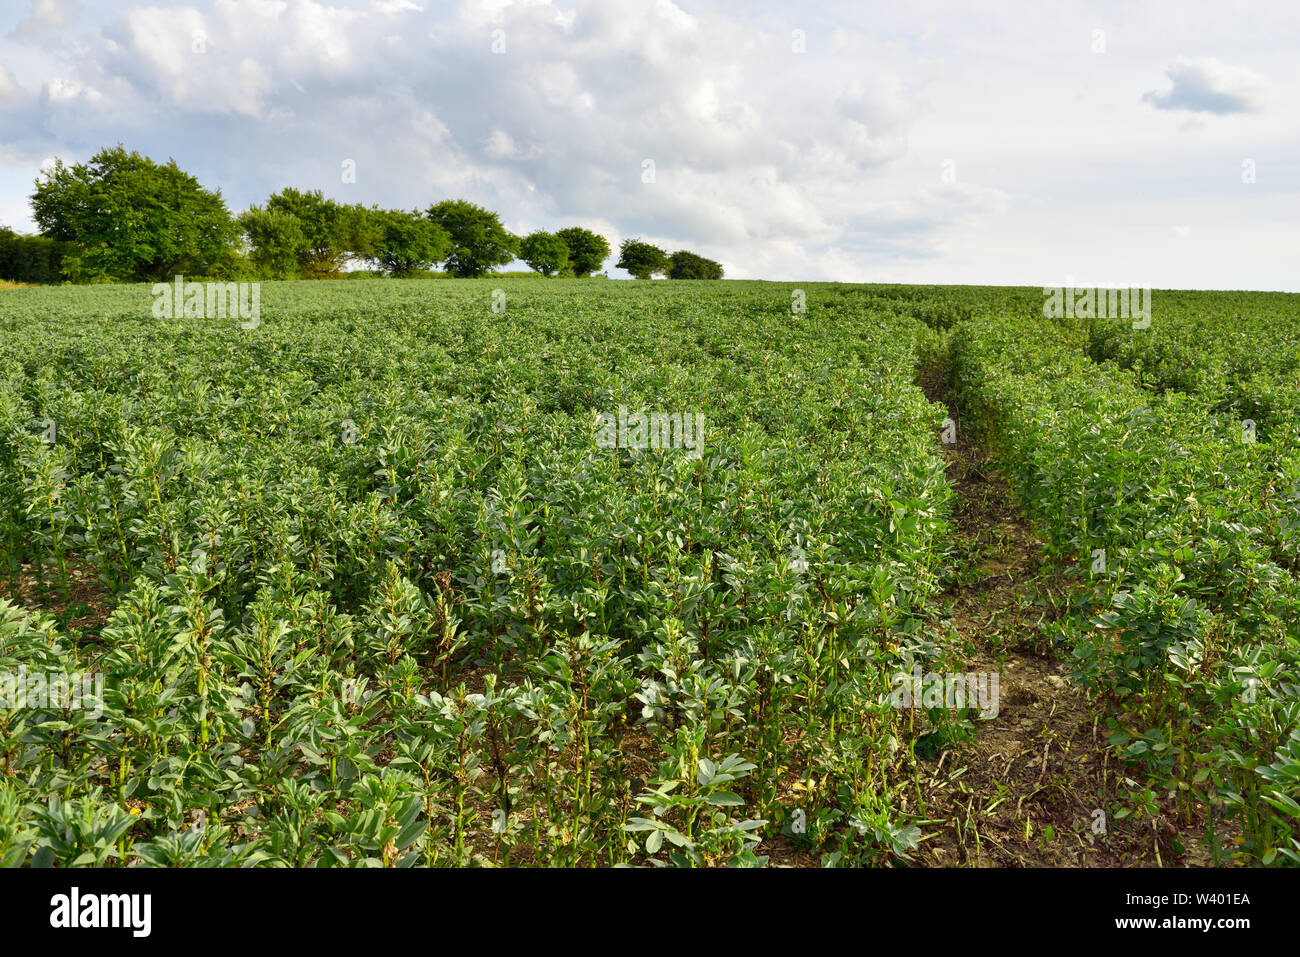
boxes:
[952,316,1300,864]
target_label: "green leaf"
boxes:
[704,791,745,807]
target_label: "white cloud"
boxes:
[0,64,22,101]
[0,1,1296,287]
[483,128,541,160]
[370,0,422,13]
[43,77,100,103]
[1142,56,1268,115]
[9,0,82,39]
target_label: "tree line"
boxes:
[0,146,724,284]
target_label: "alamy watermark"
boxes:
[152,275,260,328]
[1,667,104,719]
[50,887,150,937]
[889,664,1000,719]
[1043,282,1151,328]
[596,406,705,458]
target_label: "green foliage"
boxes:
[367,210,452,277]
[952,312,1300,865]
[30,145,237,283]
[2,278,1296,867]
[264,188,378,278]
[626,745,767,866]
[667,250,723,280]
[0,228,70,284]
[616,238,669,280]
[1087,296,1300,442]
[425,200,517,278]
[238,207,306,279]
[517,231,569,277]
[0,278,953,867]
[554,227,610,277]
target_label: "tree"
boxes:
[30,145,237,282]
[238,207,307,279]
[366,210,451,277]
[264,188,378,277]
[425,200,517,278]
[554,227,610,277]
[517,230,570,277]
[667,250,724,280]
[0,227,70,283]
[616,238,669,280]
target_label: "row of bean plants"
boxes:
[952,316,1300,864]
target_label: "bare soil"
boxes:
[1,560,113,639]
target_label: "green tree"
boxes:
[237,207,307,279]
[425,200,517,278]
[264,188,378,277]
[205,248,261,281]
[517,230,570,277]
[368,210,452,276]
[667,250,724,280]
[554,227,610,277]
[30,145,237,282]
[0,227,70,283]
[616,238,669,280]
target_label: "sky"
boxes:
[0,0,1296,288]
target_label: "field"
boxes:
[0,278,1297,867]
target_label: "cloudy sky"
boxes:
[1,0,1296,287]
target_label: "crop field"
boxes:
[0,278,1297,867]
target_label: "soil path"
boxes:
[912,361,1203,867]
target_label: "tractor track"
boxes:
[911,357,1219,867]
